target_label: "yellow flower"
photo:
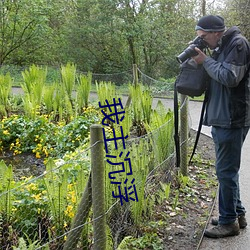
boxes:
[26,183,37,191]
[3,130,9,135]
[71,195,76,204]
[36,152,41,159]
[65,205,74,218]
[32,193,42,201]
[14,149,22,155]
[42,147,49,157]
[12,207,17,212]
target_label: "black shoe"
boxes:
[204,222,240,238]
[211,214,247,229]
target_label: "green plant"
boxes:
[0,161,17,248]
[96,81,118,107]
[12,176,49,241]
[43,84,56,114]
[51,80,74,122]
[52,83,66,121]
[128,140,152,225]
[42,63,77,122]
[129,83,153,127]
[42,159,69,247]
[0,161,15,222]
[60,62,76,102]
[42,157,90,232]
[0,109,100,158]
[0,73,12,117]
[76,72,92,111]
[13,233,49,250]
[42,157,93,248]
[172,190,180,210]
[117,233,163,249]
[178,173,191,189]
[145,100,174,164]
[105,137,153,243]
[21,65,47,118]
[141,89,153,124]
[0,115,57,157]
[113,106,132,137]
[158,182,171,202]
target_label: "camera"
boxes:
[176,36,208,64]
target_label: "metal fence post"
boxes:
[180,94,188,176]
[91,124,106,250]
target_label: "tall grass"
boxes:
[129,83,152,125]
[145,100,174,164]
[96,81,118,106]
[76,72,92,112]
[0,161,14,223]
[61,63,76,103]
[21,65,47,118]
[0,73,12,116]
[43,159,68,231]
[43,84,56,114]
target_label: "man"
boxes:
[192,15,250,238]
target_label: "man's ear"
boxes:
[216,31,224,38]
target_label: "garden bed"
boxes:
[106,130,217,250]
[161,131,217,250]
[0,121,217,250]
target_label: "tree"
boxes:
[66,0,199,78]
[64,0,131,73]
[0,0,48,65]
[0,0,230,79]
[220,0,250,39]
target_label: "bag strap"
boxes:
[174,80,208,168]
[189,91,208,164]
[174,80,180,168]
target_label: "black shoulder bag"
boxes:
[174,58,210,168]
[175,58,208,97]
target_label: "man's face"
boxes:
[196,30,221,49]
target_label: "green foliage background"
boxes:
[0,0,247,80]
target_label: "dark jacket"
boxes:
[203,26,250,128]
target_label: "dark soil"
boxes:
[0,152,45,180]
[160,130,217,250]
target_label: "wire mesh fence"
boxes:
[0,65,190,249]
[0,64,174,97]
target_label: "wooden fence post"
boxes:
[125,64,138,109]
[133,63,138,86]
[180,94,188,176]
[63,175,92,250]
[91,124,106,250]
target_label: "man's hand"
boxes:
[192,47,207,64]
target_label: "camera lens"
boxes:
[176,45,198,63]
[176,37,208,63]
